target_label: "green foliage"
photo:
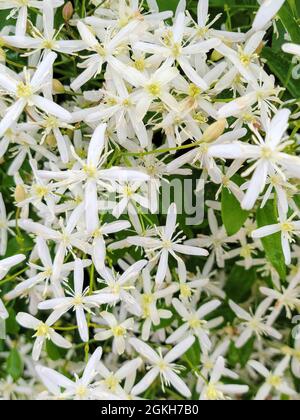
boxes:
[6,308,20,335]
[228,337,255,368]
[257,201,286,280]
[225,265,257,303]
[6,348,24,381]
[221,175,250,236]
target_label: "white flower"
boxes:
[0,254,26,281]
[252,212,300,265]
[166,298,222,351]
[229,298,281,348]
[252,0,286,31]
[16,312,72,361]
[129,203,208,285]
[36,347,114,400]
[71,20,140,91]
[209,109,300,210]
[129,336,195,398]
[248,356,296,400]
[94,311,134,355]
[0,52,71,137]
[108,57,180,120]
[282,43,300,57]
[97,358,142,396]
[186,208,237,268]
[95,260,148,308]
[38,259,117,342]
[200,356,249,400]
[260,275,300,324]
[0,298,8,320]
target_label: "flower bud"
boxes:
[211,49,223,62]
[46,134,57,148]
[201,119,227,143]
[52,79,65,94]
[63,1,74,22]
[15,185,27,203]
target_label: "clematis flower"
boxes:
[130,336,195,398]
[38,259,118,342]
[16,312,72,361]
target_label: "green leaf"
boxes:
[228,337,255,368]
[256,200,286,280]
[157,0,179,12]
[278,3,300,44]
[46,340,67,361]
[221,175,250,236]
[6,308,20,335]
[184,339,201,367]
[225,265,257,303]
[6,348,23,381]
[262,47,300,98]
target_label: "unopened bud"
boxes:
[46,134,57,148]
[52,79,65,94]
[0,49,5,62]
[255,42,264,55]
[63,1,74,22]
[211,49,223,62]
[15,185,27,202]
[201,119,227,143]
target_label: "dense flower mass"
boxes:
[0,0,300,401]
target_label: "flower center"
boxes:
[280,222,294,233]
[75,385,88,398]
[112,325,126,337]
[35,323,51,337]
[267,375,282,388]
[206,384,224,400]
[146,82,161,97]
[83,164,97,178]
[73,294,83,306]
[33,184,49,198]
[105,375,119,392]
[16,82,33,99]
[180,284,192,298]
[42,39,56,50]
[260,146,274,159]
[189,318,207,329]
[171,42,182,58]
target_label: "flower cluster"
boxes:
[0,0,300,401]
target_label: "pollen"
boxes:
[16,81,33,99]
[73,294,84,306]
[42,39,55,50]
[171,42,182,58]
[35,323,51,337]
[83,164,97,178]
[134,58,146,72]
[105,375,119,391]
[189,83,201,98]
[146,82,161,97]
[44,116,59,129]
[180,284,192,298]
[260,146,273,159]
[189,318,206,329]
[280,222,294,233]
[33,184,49,198]
[206,384,224,400]
[112,325,126,337]
[267,375,282,388]
[75,385,88,398]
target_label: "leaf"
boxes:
[157,0,179,12]
[228,338,255,368]
[6,348,24,381]
[278,2,300,44]
[225,265,257,303]
[221,175,250,236]
[184,339,201,368]
[262,47,300,98]
[6,308,20,335]
[46,340,67,361]
[256,200,286,280]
